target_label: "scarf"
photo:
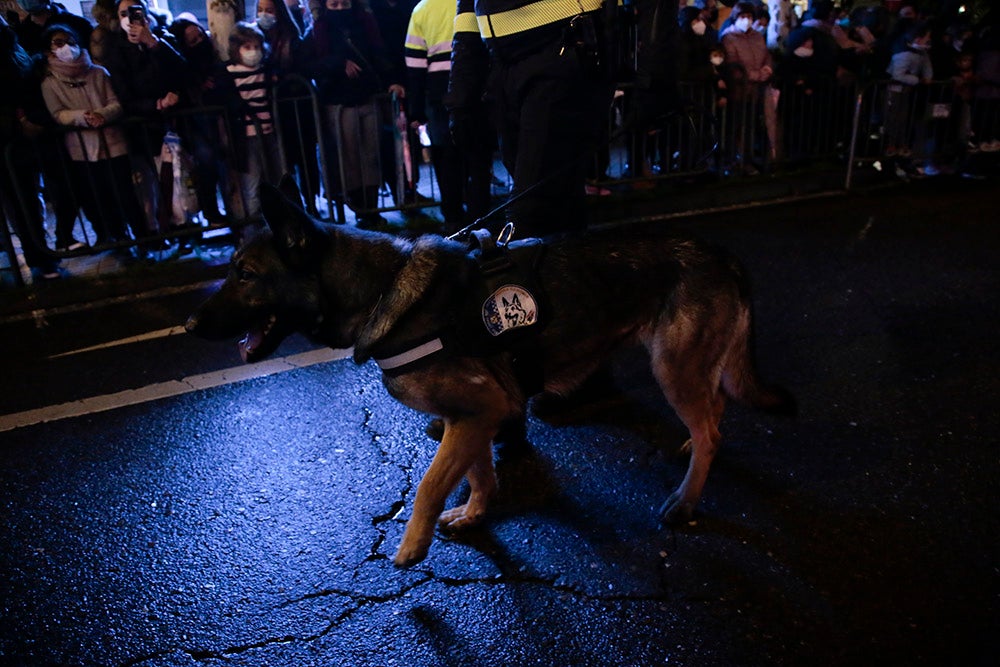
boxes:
[47,49,94,81]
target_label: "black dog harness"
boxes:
[373,225,547,394]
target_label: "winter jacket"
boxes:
[308,7,395,106]
[721,24,772,97]
[887,48,933,86]
[40,60,128,161]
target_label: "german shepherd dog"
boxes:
[186,184,794,567]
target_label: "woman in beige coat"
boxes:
[40,23,145,245]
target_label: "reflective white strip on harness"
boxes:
[374,337,445,371]
[476,0,604,39]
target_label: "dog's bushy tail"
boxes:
[721,309,797,417]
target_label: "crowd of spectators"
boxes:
[668,0,1000,175]
[1,0,999,282]
[1,0,411,281]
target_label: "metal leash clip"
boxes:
[497,222,515,248]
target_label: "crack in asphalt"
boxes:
[125,566,671,665]
[124,406,671,665]
[359,406,423,565]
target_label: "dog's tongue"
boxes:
[239,327,265,362]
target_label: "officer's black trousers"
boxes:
[489,43,612,236]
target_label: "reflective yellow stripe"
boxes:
[476,0,604,39]
[454,11,479,34]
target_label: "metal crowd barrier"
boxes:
[3,76,999,287]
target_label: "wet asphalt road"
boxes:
[1,179,997,666]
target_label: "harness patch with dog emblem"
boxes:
[482,284,538,336]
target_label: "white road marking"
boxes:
[0,347,352,433]
[48,326,188,359]
[0,280,223,325]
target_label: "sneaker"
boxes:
[584,183,611,196]
[56,238,87,252]
[982,140,1000,153]
[33,265,62,281]
[966,141,980,153]
[917,164,940,177]
[885,145,898,157]
[898,147,912,157]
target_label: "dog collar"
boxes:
[374,337,445,371]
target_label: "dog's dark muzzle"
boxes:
[185,288,254,341]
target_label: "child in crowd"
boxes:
[951,49,978,151]
[39,23,146,247]
[216,21,282,236]
[709,46,729,111]
[884,23,933,160]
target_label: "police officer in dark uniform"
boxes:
[447,0,679,238]
[448,0,616,237]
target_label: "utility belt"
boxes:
[468,0,605,67]
[475,0,604,40]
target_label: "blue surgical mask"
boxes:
[256,13,277,31]
[240,47,263,68]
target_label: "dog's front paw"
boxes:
[438,504,485,532]
[393,528,433,568]
[658,491,696,527]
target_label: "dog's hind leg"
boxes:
[657,391,725,525]
[394,418,497,567]
[647,326,729,525]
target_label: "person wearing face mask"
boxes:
[677,6,717,85]
[774,29,827,165]
[720,1,772,173]
[38,24,147,248]
[213,21,284,236]
[12,0,92,56]
[752,8,768,38]
[671,7,722,173]
[167,16,228,227]
[884,23,934,165]
[0,14,65,279]
[101,0,187,251]
[254,0,322,216]
[307,0,405,228]
[721,2,771,91]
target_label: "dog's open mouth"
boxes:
[239,314,285,363]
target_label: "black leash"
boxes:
[446,102,718,243]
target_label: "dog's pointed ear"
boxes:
[277,172,304,208]
[260,183,325,269]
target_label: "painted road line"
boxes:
[48,326,188,359]
[0,280,223,326]
[0,347,352,433]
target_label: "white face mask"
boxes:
[240,46,263,68]
[120,17,132,33]
[793,46,814,58]
[53,43,81,62]
[710,55,724,66]
[691,20,706,36]
[256,13,277,31]
[735,17,751,33]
